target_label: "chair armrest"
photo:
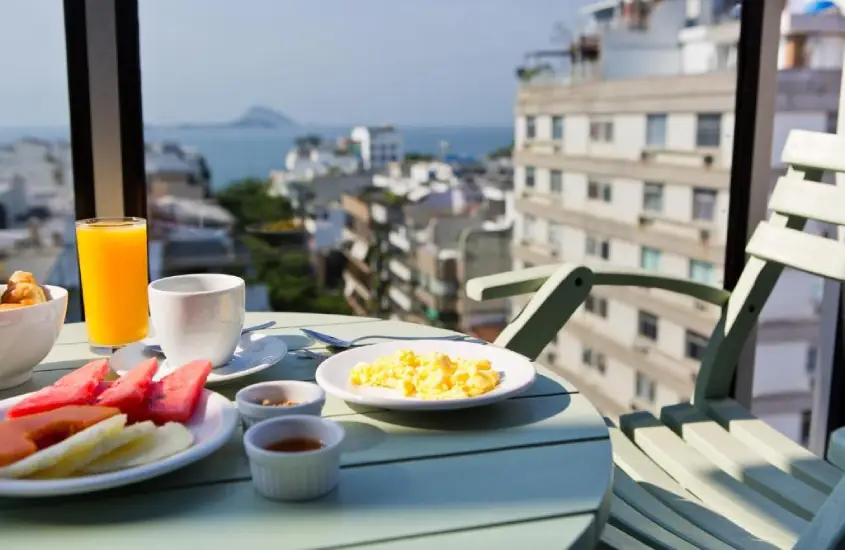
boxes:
[489,264,592,359]
[592,268,731,306]
[466,264,568,301]
[467,265,730,306]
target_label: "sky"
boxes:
[0,0,592,128]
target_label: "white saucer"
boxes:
[111,332,288,386]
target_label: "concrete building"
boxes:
[145,142,211,200]
[350,125,404,172]
[512,0,843,443]
[341,160,514,338]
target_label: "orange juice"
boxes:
[76,218,149,347]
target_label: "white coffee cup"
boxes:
[148,274,245,367]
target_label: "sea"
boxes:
[0,125,513,191]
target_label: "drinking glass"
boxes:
[76,217,149,348]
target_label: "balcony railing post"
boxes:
[723,0,783,407]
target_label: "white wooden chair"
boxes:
[466,129,845,549]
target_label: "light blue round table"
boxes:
[0,312,613,549]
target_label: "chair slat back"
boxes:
[694,129,838,403]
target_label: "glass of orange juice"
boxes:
[76,217,149,348]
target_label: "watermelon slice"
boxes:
[6,360,110,419]
[139,360,212,425]
[93,358,158,423]
[91,381,112,399]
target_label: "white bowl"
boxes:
[0,285,68,389]
[244,415,345,501]
[235,381,326,428]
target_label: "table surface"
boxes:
[0,312,612,550]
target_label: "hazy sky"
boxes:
[0,0,591,128]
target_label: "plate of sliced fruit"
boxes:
[0,357,238,497]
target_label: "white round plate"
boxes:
[0,389,238,497]
[315,340,536,411]
[111,333,288,386]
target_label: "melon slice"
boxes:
[82,422,193,474]
[6,360,110,419]
[138,360,212,425]
[33,420,157,478]
[0,414,126,478]
[93,358,158,423]
[0,405,120,467]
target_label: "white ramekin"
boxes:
[243,415,345,501]
[235,381,326,428]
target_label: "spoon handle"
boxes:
[351,334,467,343]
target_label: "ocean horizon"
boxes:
[0,124,513,191]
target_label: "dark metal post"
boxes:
[723,0,783,407]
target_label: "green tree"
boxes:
[241,235,350,315]
[404,151,436,164]
[214,178,293,230]
[489,143,514,159]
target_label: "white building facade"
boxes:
[351,125,404,172]
[512,0,844,444]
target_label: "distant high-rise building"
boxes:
[511,0,845,443]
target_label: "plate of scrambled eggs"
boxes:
[315,340,536,410]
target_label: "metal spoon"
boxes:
[144,320,277,355]
[299,328,474,349]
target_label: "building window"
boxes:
[640,247,661,271]
[685,330,709,361]
[635,372,657,403]
[646,114,667,147]
[587,236,611,260]
[588,180,599,199]
[550,170,563,194]
[603,183,612,202]
[806,345,818,375]
[526,116,536,139]
[588,180,612,202]
[582,347,607,374]
[638,311,658,340]
[643,182,663,213]
[585,294,608,318]
[689,260,714,285]
[552,116,564,140]
[523,215,535,242]
[696,113,722,147]
[692,188,717,221]
[549,222,563,249]
[801,410,812,447]
[589,118,614,143]
[525,166,535,188]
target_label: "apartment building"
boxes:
[512,0,844,443]
[341,160,513,338]
[350,125,404,172]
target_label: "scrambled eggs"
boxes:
[349,349,500,400]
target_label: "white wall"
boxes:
[770,112,828,167]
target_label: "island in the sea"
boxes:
[162,106,300,130]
